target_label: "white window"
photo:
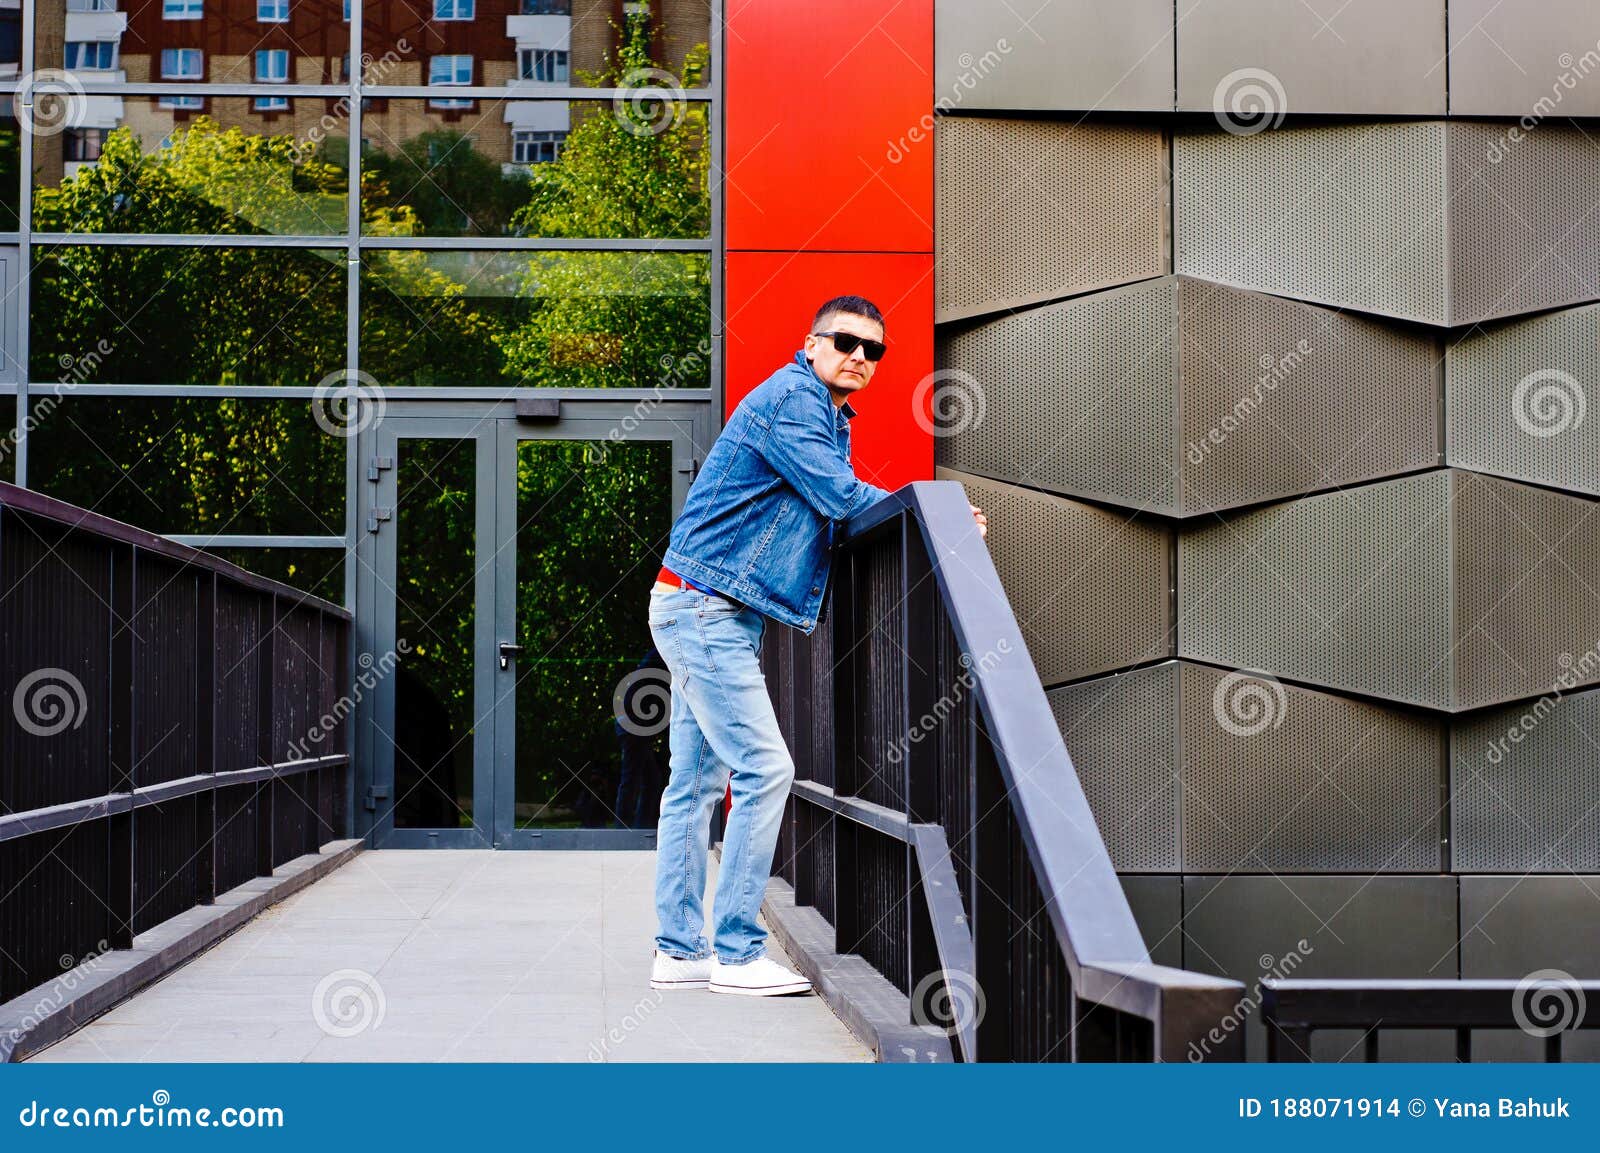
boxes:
[66,0,119,11]
[65,41,117,70]
[159,95,205,109]
[428,54,473,107]
[163,0,203,18]
[160,47,203,78]
[255,48,289,108]
[434,0,474,18]
[256,48,289,81]
[518,48,567,83]
[513,129,565,165]
[258,0,289,21]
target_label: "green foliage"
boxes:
[361,129,532,238]
[511,439,671,827]
[493,4,713,388]
[26,396,345,537]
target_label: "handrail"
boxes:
[1263,978,1600,1062]
[765,480,1244,1061]
[0,481,350,619]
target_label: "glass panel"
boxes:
[33,99,348,236]
[0,394,15,484]
[35,0,348,86]
[512,437,670,830]
[359,99,708,238]
[30,247,346,384]
[205,547,345,602]
[0,109,19,232]
[25,396,345,535]
[359,249,709,387]
[362,0,710,91]
[393,437,477,828]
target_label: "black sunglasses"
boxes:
[812,330,887,362]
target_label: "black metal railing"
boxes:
[1263,979,1600,1062]
[0,482,351,1005]
[764,480,1244,1061]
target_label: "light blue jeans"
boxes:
[648,584,794,965]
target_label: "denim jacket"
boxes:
[662,349,894,633]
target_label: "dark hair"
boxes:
[812,295,885,336]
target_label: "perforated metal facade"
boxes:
[1049,660,1442,873]
[935,117,1168,323]
[1448,303,1600,496]
[935,467,1173,686]
[936,274,1442,515]
[1176,121,1600,326]
[1452,687,1600,873]
[1179,469,1600,711]
[1047,663,1179,872]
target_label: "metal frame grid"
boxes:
[3,0,725,609]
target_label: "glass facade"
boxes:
[6,0,716,593]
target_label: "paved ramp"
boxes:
[26,850,870,1063]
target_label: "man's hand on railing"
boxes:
[970,504,988,540]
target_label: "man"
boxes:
[646,295,987,996]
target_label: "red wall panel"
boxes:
[724,0,934,254]
[725,251,933,494]
[723,1,934,487]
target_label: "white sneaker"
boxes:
[650,950,713,990]
[708,954,813,996]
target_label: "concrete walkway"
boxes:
[26,850,870,1063]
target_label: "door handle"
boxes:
[498,642,524,669]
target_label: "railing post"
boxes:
[902,515,938,825]
[254,593,276,877]
[107,541,135,949]
[971,734,1013,1060]
[195,570,217,905]
[830,546,858,945]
